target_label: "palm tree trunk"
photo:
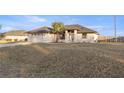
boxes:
[56,33,59,43]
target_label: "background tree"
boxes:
[52,22,65,42]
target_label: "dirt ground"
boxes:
[0,43,124,78]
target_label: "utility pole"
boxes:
[0,25,1,29]
[114,16,117,42]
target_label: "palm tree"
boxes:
[52,22,65,42]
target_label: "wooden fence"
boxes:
[98,36,124,43]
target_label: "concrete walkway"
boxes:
[0,42,31,48]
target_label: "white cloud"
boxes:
[1,25,17,32]
[116,31,124,36]
[83,25,104,32]
[0,16,47,32]
[71,18,80,21]
[85,25,104,29]
[24,16,47,23]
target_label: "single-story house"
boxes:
[3,30,28,42]
[27,24,99,43]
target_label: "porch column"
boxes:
[74,30,78,42]
[65,30,69,42]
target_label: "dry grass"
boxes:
[0,43,124,78]
[0,51,8,59]
[0,40,15,44]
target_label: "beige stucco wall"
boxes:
[74,33,82,42]
[65,30,82,43]
[87,33,98,42]
[28,33,56,43]
[4,35,28,41]
[65,30,71,43]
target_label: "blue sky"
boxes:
[0,15,124,36]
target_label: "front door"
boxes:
[70,32,74,42]
[69,30,74,42]
[59,32,65,42]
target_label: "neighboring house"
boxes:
[0,33,4,40]
[98,36,124,42]
[27,24,99,43]
[3,30,28,42]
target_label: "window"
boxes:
[59,34,65,39]
[82,33,87,38]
